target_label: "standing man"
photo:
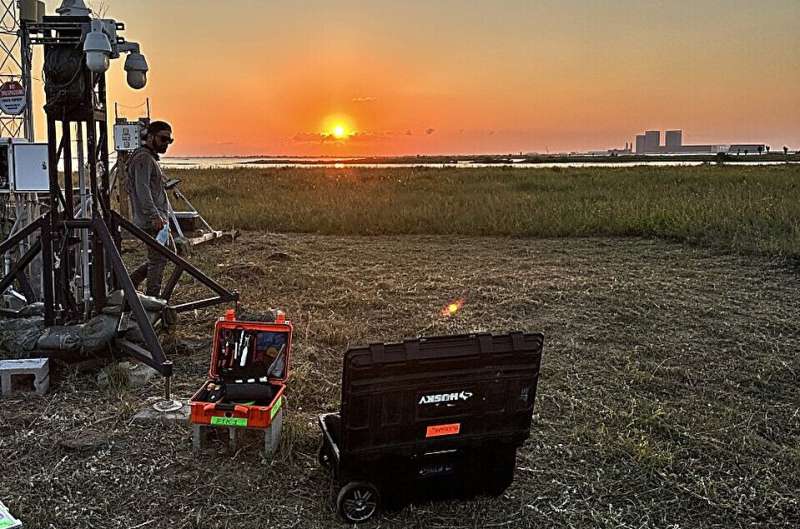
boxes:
[128,120,174,297]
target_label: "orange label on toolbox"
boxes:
[426,423,461,438]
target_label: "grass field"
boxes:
[1,166,799,527]
[1,234,798,528]
[174,164,800,259]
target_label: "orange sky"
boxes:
[34,0,800,156]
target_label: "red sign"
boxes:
[0,81,26,115]
[425,423,461,438]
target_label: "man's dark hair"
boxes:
[147,121,172,136]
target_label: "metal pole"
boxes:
[164,373,171,400]
[44,114,58,324]
[77,121,91,312]
[20,16,34,141]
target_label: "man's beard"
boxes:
[156,144,169,154]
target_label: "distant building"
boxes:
[635,135,646,154]
[631,130,766,155]
[729,144,766,154]
[644,131,660,153]
[665,130,682,151]
[678,144,716,153]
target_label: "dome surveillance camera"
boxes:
[83,25,112,73]
[124,51,149,89]
[86,50,110,73]
[126,70,147,90]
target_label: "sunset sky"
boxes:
[35,0,800,156]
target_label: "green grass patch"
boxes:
[173,164,800,258]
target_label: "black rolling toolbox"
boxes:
[318,331,544,523]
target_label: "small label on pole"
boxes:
[0,81,26,115]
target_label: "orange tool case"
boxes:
[190,310,293,429]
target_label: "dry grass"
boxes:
[1,233,798,528]
[174,165,800,259]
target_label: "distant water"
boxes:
[158,157,798,171]
[57,156,797,172]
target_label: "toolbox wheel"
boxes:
[337,481,380,523]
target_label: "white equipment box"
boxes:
[0,138,49,193]
[113,122,142,152]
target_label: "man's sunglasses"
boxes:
[156,134,174,144]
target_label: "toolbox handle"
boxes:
[204,403,249,414]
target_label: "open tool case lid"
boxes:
[209,310,293,384]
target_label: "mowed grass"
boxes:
[173,164,800,258]
[4,235,798,528]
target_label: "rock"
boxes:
[127,362,159,387]
[97,361,159,388]
[58,430,110,453]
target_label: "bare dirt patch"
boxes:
[1,233,798,528]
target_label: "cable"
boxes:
[115,101,148,110]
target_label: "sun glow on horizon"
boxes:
[323,114,354,141]
[106,3,800,157]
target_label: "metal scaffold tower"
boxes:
[0,1,239,392]
[0,0,33,139]
[0,0,40,305]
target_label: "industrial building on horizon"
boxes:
[634,130,767,155]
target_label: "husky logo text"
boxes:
[418,391,474,405]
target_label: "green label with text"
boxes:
[211,416,248,427]
[270,396,284,420]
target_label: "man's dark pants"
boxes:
[130,226,168,298]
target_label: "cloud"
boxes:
[292,132,329,143]
[347,131,391,143]
[292,130,391,144]
[351,96,377,103]
[292,127,440,144]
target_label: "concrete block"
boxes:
[191,406,285,458]
[132,401,191,425]
[265,407,283,457]
[0,357,49,396]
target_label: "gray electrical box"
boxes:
[0,139,50,193]
[114,122,142,152]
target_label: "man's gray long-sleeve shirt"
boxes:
[127,146,169,229]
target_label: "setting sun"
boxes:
[322,114,354,142]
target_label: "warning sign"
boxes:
[0,81,26,115]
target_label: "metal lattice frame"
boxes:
[0,0,27,137]
[0,0,40,304]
